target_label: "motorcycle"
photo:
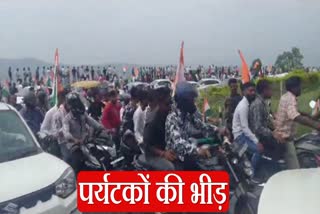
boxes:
[37,132,62,159]
[295,100,320,168]
[79,129,125,171]
[196,138,262,214]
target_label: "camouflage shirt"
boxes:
[165,108,218,161]
[249,95,274,140]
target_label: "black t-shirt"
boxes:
[144,110,167,156]
[88,101,105,120]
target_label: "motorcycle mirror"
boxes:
[309,100,316,109]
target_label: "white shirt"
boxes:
[40,106,58,134]
[133,106,146,144]
[232,97,259,144]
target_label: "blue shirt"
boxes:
[20,107,44,135]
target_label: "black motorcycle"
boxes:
[37,132,62,158]
[79,129,124,171]
[197,139,262,214]
[295,132,320,168]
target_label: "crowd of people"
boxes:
[1,63,320,177]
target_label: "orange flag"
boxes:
[238,50,250,83]
[172,41,186,96]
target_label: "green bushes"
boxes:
[197,70,320,135]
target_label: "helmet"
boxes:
[65,92,86,116]
[174,82,198,114]
[175,82,198,101]
[22,87,37,107]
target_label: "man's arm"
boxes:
[101,106,111,129]
[85,113,103,130]
[249,103,273,139]
[239,106,259,144]
[294,115,320,130]
[165,114,197,160]
[62,115,76,142]
[133,109,143,144]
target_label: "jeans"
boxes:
[235,133,261,172]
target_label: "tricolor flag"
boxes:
[203,97,210,122]
[50,48,63,107]
[172,41,186,95]
[238,50,250,84]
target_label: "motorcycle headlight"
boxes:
[244,167,254,177]
[55,167,76,198]
[243,160,252,168]
[231,158,238,165]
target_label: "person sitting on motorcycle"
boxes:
[20,87,44,135]
[165,82,224,170]
[249,79,285,161]
[133,88,149,145]
[274,76,320,169]
[41,88,69,135]
[233,82,263,173]
[143,87,176,170]
[61,92,104,173]
[119,86,139,139]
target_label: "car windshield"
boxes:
[158,81,171,87]
[202,80,219,85]
[0,111,40,163]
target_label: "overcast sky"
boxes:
[0,0,319,66]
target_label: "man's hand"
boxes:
[162,150,177,162]
[273,131,285,144]
[257,143,264,153]
[197,147,211,158]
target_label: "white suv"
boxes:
[0,103,79,214]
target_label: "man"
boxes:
[249,79,284,160]
[72,66,77,82]
[224,78,242,137]
[145,89,158,122]
[101,90,121,134]
[133,89,149,144]
[101,90,121,149]
[88,91,105,121]
[85,66,90,80]
[20,88,44,135]
[91,66,95,80]
[119,87,139,138]
[144,87,175,170]
[61,92,104,173]
[41,89,69,134]
[8,94,22,112]
[166,82,220,170]
[275,76,320,169]
[233,82,263,171]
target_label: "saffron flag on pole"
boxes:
[203,97,210,122]
[172,41,186,96]
[238,50,250,84]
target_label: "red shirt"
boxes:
[101,102,121,130]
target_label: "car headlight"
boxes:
[55,167,76,198]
